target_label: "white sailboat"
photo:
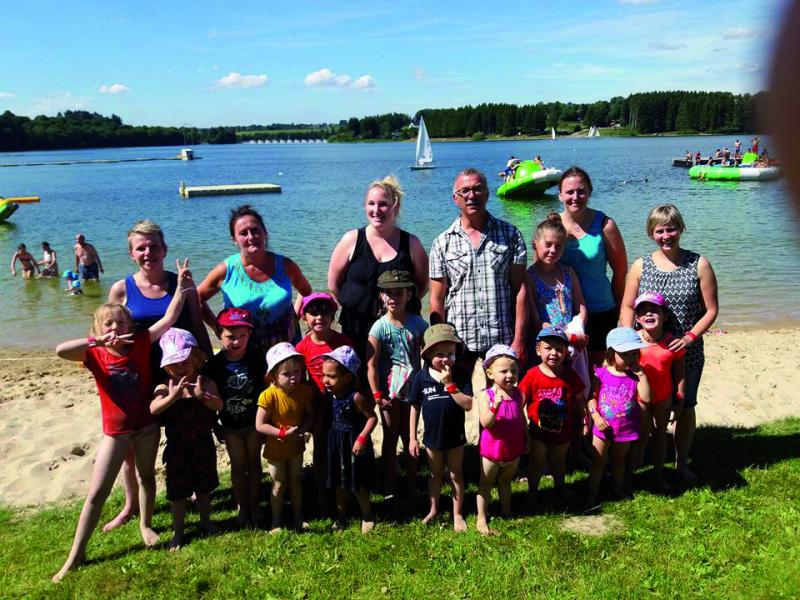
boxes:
[551,127,556,141]
[410,115,435,170]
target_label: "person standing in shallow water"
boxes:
[73,233,104,281]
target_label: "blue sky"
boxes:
[0,0,784,127]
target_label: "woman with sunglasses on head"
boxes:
[328,175,429,362]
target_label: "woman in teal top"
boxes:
[557,167,628,367]
[198,205,313,352]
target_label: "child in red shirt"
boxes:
[52,259,192,582]
[633,292,685,491]
[519,327,586,507]
[295,292,353,514]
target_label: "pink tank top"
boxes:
[479,387,526,462]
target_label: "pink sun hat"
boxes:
[634,291,666,310]
[159,328,198,368]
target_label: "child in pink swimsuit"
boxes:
[476,345,527,535]
[586,328,651,507]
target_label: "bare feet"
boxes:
[269,526,283,535]
[52,551,85,583]
[421,509,438,525]
[140,526,160,547]
[361,519,375,534]
[295,521,310,533]
[169,533,183,552]
[453,515,467,532]
[476,520,498,536]
[102,507,137,532]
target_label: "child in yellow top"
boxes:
[256,342,314,532]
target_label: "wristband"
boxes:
[356,435,368,446]
[588,406,597,415]
[445,383,459,394]
[489,403,499,414]
[684,331,698,342]
[676,391,685,400]
[373,391,383,400]
[87,336,98,347]
[569,334,577,344]
[278,426,286,440]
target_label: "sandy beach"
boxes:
[1,324,798,509]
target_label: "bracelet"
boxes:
[588,406,597,415]
[489,404,499,414]
[278,426,286,440]
[373,391,383,400]
[684,331,698,343]
[356,435,368,446]
[445,383,459,394]
[676,391,685,400]
[569,334,577,344]
[87,336,98,347]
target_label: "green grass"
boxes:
[3,419,800,598]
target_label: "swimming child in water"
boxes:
[51,259,192,583]
[10,243,39,278]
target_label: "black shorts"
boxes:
[586,308,619,352]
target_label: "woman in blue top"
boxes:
[557,167,628,368]
[106,219,211,533]
[198,205,312,353]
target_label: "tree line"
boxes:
[334,91,764,139]
[0,90,766,152]
[0,110,238,152]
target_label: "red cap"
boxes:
[216,307,254,329]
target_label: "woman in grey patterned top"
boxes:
[620,204,718,484]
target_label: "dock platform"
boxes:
[179,182,282,198]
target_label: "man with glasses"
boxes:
[429,168,529,396]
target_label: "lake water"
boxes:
[2,136,799,348]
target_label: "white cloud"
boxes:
[99,83,130,94]
[0,91,17,98]
[620,0,659,4]
[414,67,426,80]
[32,92,89,114]
[722,26,762,40]
[649,41,688,51]
[304,68,376,91]
[350,75,377,90]
[305,68,351,87]
[211,72,268,90]
[706,62,763,74]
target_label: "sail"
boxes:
[415,116,434,166]
[551,127,556,141]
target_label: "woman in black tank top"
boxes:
[328,176,429,361]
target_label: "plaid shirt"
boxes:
[429,213,527,353]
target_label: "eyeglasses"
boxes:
[454,185,487,197]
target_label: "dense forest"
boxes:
[336,91,765,139]
[0,90,765,152]
[0,111,237,151]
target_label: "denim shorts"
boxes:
[683,362,704,409]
